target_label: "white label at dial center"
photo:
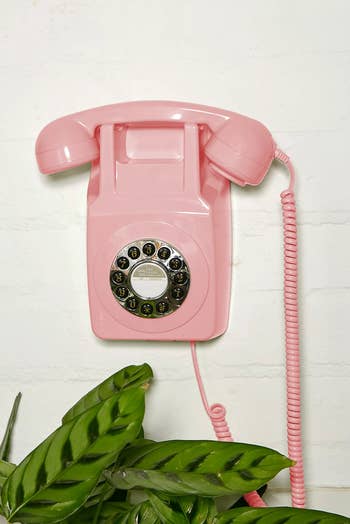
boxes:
[130,262,168,299]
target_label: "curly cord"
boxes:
[190,148,305,509]
[190,341,267,507]
[276,148,305,508]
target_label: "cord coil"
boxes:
[190,342,267,507]
[190,149,305,509]
[279,153,305,509]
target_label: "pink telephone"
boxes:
[36,101,305,508]
[36,101,276,341]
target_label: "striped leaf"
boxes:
[62,501,132,523]
[215,507,350,523]
[83,454,131,513]
[61,364,151,512]
[1,387,145,524]
[147,491,189,524]
[0,460,15,491]
[82,476,117,508]
[83,449,134,510]
[106,494,217,524]
[150,493,217,524]
[62,364,153,424]
[175,495,216,524]
[116,494,217,524]
[117,498,186,524]
[149,493,217,524]
[0,393,22,462]
[106,440,292,497]
[117,501,160,524]
[66,366,152,513]
[0,460,15,515]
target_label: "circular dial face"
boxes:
[110,239,190,318]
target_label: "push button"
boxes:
[156,301,169,314]
[117,257,129,270]
[172,286,185,300]
[111,271,125,285]
[158,247,171,260]
[128,246,140,260]
[169,257,182,270]
[174,272,188,285]
[126,297,138,311]
[141,303,153,316]
[143,243,155,256]
[115,286,129,299]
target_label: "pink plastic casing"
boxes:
[36,101,275,341]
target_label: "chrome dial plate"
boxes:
[110,239,190,318]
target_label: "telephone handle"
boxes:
[35,101,276,187]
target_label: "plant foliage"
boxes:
[62,364,152,424]
[0,394,22,463]
[106,440,292,496]
[1,386,145,523]
[0,364,348,523]
[216,506,350,523]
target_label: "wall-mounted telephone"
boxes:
[36,101,276,341]
[36,101,304,508]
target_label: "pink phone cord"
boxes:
[190,148,305,509]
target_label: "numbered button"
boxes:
[111,271,125,285]
[143,243,156,256]
[128,246,140,260]
[156,301,169,314]
[126,297,138,311]
[158,247,171,260]
[171,286,185,300]
[174,272,188,285]
[117,257,129,270]
[141,303,153,316]
[169,257,182,270]
[115,286,129,299]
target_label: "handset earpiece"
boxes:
[36,118,99,174]
[204,114,276,186]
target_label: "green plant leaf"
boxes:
[118,501,160,524]
[0,393,22,462]
[83,476,117,508]
[146,491,189,524]
[0,460,16,515]
[215,507,350,523]
[62,501,132,523]
[106,440,292,497]
[0,460,15,490]
[83,457,129,512]
[152,493,217,524]
[175,495,217,524]
[1,386,145,524]
[62,364,153,424]
[89,466,128,524]
[110,494,217,524]
[154,493,217,524]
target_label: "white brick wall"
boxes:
[0,0,349,515]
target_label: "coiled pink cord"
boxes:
[190,149,305,509]
[277,149,305,508]
[191,341,267,507]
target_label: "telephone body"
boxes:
[36,101,275,341]
[36,101,305,508]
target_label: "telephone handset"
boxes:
[36,101,305,508]
[36,101,277,341]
